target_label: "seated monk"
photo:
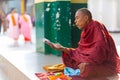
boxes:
[45,8,120,80]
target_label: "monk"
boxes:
[6,8,20,46]
[45,8,120,80]
[19,12,32,43]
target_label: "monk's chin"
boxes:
[78,27,83,29]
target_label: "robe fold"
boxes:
[62,20,120,79]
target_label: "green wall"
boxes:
[71,3,87,48]
[35,1,71,56]
[35,0,87,56]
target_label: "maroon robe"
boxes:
[62,20,120,80]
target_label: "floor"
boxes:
[0,28,62,80]
[0,28,120,80]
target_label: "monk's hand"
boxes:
[78,63,88,73]
[44,39,69,53]
[45,41,56,49]
[45,40,63,50]
[52,43,64,50]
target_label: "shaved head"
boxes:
[76,8,92,21]
[75,8,92,29]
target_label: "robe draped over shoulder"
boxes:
[62,20,120,79]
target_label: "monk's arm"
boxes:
[59,47,76,54]
[45,41,75,54]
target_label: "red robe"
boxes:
[62,20,120,80]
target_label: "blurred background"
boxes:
[0,0,120,80]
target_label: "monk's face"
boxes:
[75,11,88,29]
[11,9,17,13]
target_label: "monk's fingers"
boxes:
[45,41,51,45]
[45,42,63,50]
[78,63,87,73]
[45,42,55,49]
[78,65,84,73]
[53,43,62,49]
[50,44,56,49]
[55,43,61,46]
[45,41,56,48]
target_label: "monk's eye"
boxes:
[76,17,79,19]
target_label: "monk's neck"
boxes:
[82,20,92,29]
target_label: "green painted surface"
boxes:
[71,3,87,48]
[35,3,45,53]
[44,2,53,54]
[35,1,87,55]
[35,1,71,56]
[50,1,71,56]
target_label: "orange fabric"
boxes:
[43,63,65,72]
[11,14,16,26]
[22,15,28,22]
[48,72,72,80]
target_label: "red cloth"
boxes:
[24,37,31,42]
[62,20,120,79]
[35,72,72,80]
[35,72,54,80]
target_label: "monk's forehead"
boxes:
[75,11,83,17]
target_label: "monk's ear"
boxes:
[84,15,89,21]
